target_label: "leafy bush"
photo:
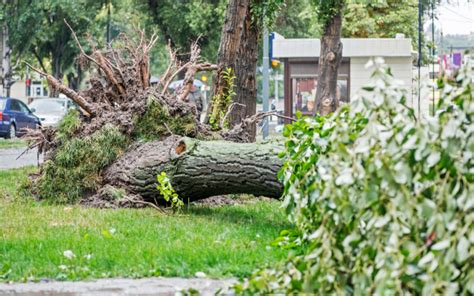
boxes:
[34,125,128,203]
[238,58,474,294]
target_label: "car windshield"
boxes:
[30,100,65,113]
[0,100,5,110]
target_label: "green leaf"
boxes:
[431,240,450,251]
[456,236,470,263]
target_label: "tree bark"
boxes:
[314,11,343,116]
[206,0,249,122]
[229,5,259,140]
[1,0,12,97]
[104,136,283,202]
[67,64,82,91]
[50,52,62,97]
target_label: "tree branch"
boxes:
[32,49,48,74]
[161,61,191,95]
[24,62,95,117]
[65,19,126,97]
[64,19,100,67]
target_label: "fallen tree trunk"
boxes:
[104,136,284,202]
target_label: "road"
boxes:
[0,147,43,170]
[0,277,236,296]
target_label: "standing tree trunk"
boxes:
[207,0,249,125]
[314,9,343,116]
[104,136,284,202]
[1,0,12,97]
[229,5,259,141]
[50,52,63,97]
[67,63,82,91]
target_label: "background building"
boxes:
[273,36,413,118]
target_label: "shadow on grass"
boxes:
[185,202,292,231]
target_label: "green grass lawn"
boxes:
[0,167,291,282]
[0,166,33,198]
[0,139,26,149]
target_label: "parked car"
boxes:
[0,97,41,139]
[29,98,78,127]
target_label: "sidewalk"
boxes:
[0,277,236,296]
[0,147,42,170]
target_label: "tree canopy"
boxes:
[342,0,418,42]
[145,0,226,62]
[4,0,107,89]
[2,0,430,89]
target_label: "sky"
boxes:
[436,1,474,35]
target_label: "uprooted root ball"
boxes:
[24,29,266,205]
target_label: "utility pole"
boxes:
[418,0,422,118]
[262,27,270,139]
[274,73,278,105]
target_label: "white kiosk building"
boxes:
[272,36,413,118]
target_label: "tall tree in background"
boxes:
[274,0,321,38]
[146,0,225,65]
[210,0,284,139]
[230,0,284,139]
[208,0,249,127]
[342,0,418,42]
[312,0,344,115]
[228,2,258,136]
[311,0,432,115]
[33,0,104,92]
[5,0,106,93]
[1,0,12,97]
